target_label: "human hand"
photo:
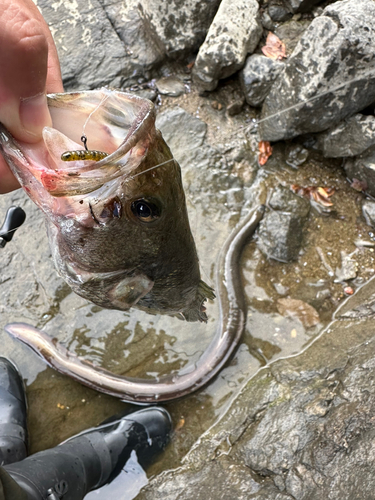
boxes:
[0,0,63,194]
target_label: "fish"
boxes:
[5,205,264,403]
[0,89,213,322]
[0,88,264,402]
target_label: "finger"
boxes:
[23,0,63,93]
[0,1,62,143]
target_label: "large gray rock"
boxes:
[257,187,310,262]
[97,0,165,71]
[143,0,221,58]
[240,54,284,107]
[192,0,263,92]
[37,0,131,90]
[98,0,221,62]
[139,277,375,500]
[259,0,375,142]
[38,0,222,90]
[316,114,375,158]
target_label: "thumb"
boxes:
[0,3,52,143]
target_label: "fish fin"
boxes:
[181,280,216,322]
[109,275,154,309]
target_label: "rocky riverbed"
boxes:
[2,0,375,498]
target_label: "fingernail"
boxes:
[19,94,52,138]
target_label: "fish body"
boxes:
[5,206,265,403]
[0,89,213,321]
[0,88,265,402]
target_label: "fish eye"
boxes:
[131,199,160,222]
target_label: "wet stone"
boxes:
[362,200,375,227]
[268,186,310,216]
[334,251,358,283]
[284,0,323,13]
[260,0,375,142]
[285,143,309,168]
[144,0,222,58]
[261,10,276,30]
[227,98,245,116]
[192,0,262,92]
[37,0,132,89]
[345,145,375,197]
[257,187,310,262]
[155,76,186,97]
[268,0,293,22]
[240,54,284,108]
[274,18,311,53]
[316,114,375,158]
[127,88,158,102]
[139,278,375,500]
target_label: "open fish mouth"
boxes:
[0,88,213,321]
[0,89,156,201]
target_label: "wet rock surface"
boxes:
[316,114,375,158]
[155,77,186,97]
[240,55,284,107]
[362,200,375,228]
[37,0,131,89]
[260,0,375,141]
[192,0,262,91]
[140,277,375,500]
[257,187,310,262]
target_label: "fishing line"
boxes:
[81,93,110,139]
[129,158,177,179]
[238,69,375,136]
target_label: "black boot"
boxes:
[2,407,172,500]
[0,357,28,466]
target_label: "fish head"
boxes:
[0,89,214,321]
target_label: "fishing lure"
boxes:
[61,135,108,162]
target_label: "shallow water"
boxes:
[1,83,374,498]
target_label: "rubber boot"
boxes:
[0,357,28,466]
[2,407,172,500]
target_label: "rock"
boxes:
[240,54,284,107]
[345,145,375,197]
[257,187,310,262]
[100,0,221,60]
[227,98,245,116]
[362,200,375,227]
[284,0,323,13]
[155,107,242,206]
[259,0,375,142]
[334,251,358,282]
[285,143,309,168]
[268,0,293,22]
[38,0,222,90]
[261,10,276,31]
[274,18,311,53]
[37,0,132,89]
[139,277,375,500]
[192,0,262,92]
[145,0,222,58]
[155,76,186,97]
[316,114,375,158]
[128,88,158,102]
[98,0,165,71]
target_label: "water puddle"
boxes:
[1,79,374,498]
